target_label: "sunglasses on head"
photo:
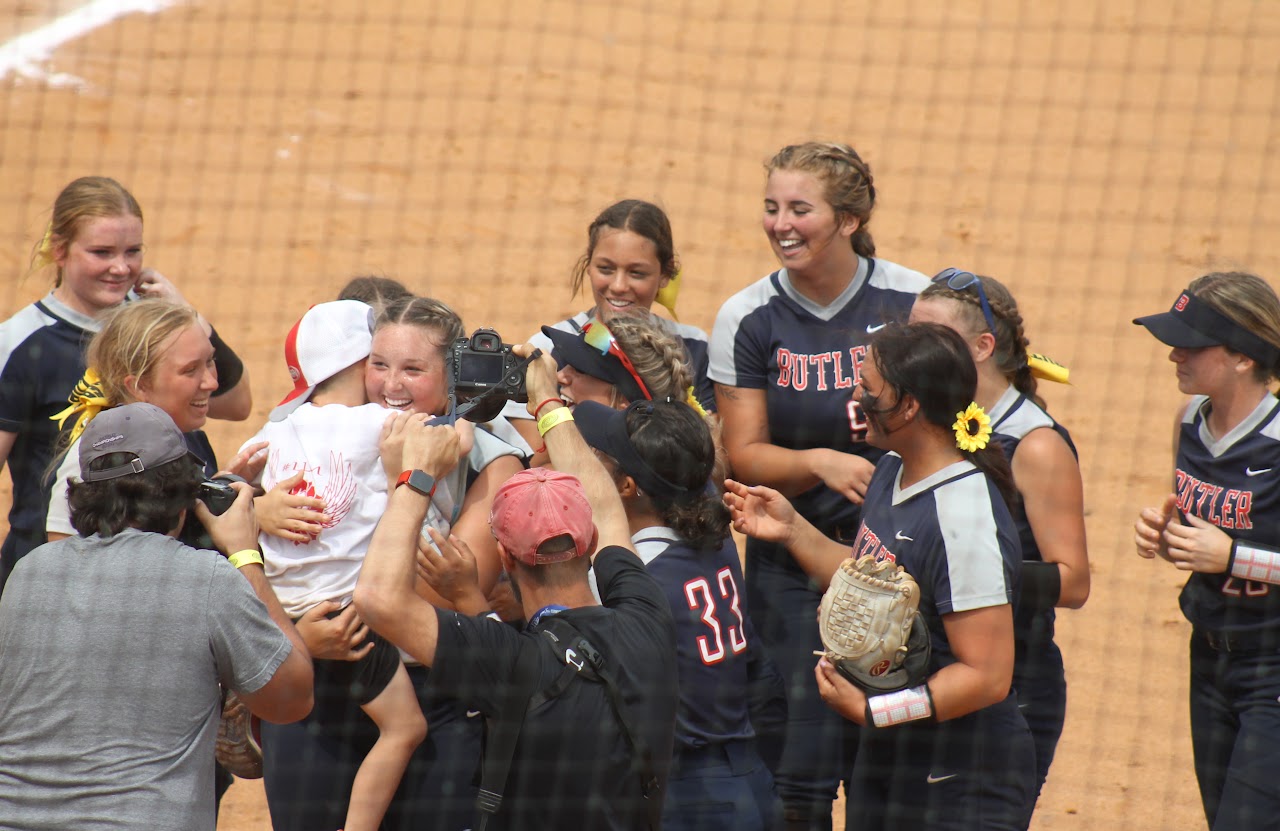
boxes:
[581,322,653,400]
[932,268,997,334]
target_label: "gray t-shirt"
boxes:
[0,529,292,831]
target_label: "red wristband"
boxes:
[533,397,562,418]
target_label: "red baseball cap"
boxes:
[490,468,596,565]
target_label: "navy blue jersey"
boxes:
[987,385,1077,568]
[635,527,756,751]
[0,296,97,564]
[851,454,1020,672]
[709,258,927,549]
[1175,394,1280,633]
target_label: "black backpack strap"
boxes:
[540,618,664,831]
[474,637,541,830]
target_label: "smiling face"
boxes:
[130,323,217,432]
[762,169,857,275]
[53,214,144,317]
[556,364,620,409]
[365,323,450,415]
[853,348,909,450]
[587,229,669,321]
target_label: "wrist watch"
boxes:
[396,469,437,498]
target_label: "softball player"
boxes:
[911,271,1089,803]
[0,177,249,589]
[574,399,781,831]
[499,200,714,453]
[708,141,928,828]
[1133,272,1280,830]
[725,322,1036,831]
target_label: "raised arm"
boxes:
[516,344,634,555]
[723,478,851,589]
[354,423,463,667]
[194,484,313,723]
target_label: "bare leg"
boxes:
[343,662,428,831]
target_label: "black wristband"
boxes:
[208,325,245,395]
[1019,560,1062,614]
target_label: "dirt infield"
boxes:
[4,1,1280,828]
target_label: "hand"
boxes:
[133,268,188,304]
[513,343,559,413]
[417,528,488,613]
[221,441,269,484]
[1164,512,1233,573]
[1135,493,1177,561]
[255,471,329,543]
[397,423,464,481]
[194,481,260,554]
[813,450,875,504]
[723,478,799,545]
[294,600,373,661]
[814,657,867,725]
[486,574,525,624]
[378,410,431,480]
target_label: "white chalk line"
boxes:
[0,0,180,89]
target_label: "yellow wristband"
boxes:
[536,406,575,437]
[228,549,264,569]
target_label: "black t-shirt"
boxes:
[429,545,678,831]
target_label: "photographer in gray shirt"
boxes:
[0,402,313,831]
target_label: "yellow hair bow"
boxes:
[32,222,57,269]
[1027,352,1070,385]
[51,368,109,444]
[685,385,708,418]
[655,270,681,320]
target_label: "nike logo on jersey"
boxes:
[895,531,913,541]
[1246,467,1273,477]
[926,773,957,784]
[466,710,482,719]
[866,322,887,333]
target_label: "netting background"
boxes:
[3,0,1280,828]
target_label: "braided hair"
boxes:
[607,313,693,402]
[766,141,877,258]
[919,273,1045,410]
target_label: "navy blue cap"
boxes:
[541,326,648,403]
[1134,291,1280,367]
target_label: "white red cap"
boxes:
[270,300,375,422]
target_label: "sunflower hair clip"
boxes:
[953,402,992,452]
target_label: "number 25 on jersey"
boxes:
[684,567,748,665]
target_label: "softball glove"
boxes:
[818,555,931,693]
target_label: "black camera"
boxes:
[198,474,247,516]
[445,328,528,423]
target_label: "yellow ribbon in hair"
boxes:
[655,270,682,320]
[685,386,708,418]
[32,222,57,269]
[1027,352,1070,385]
[50,368,110,444]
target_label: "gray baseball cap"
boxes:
[79,402,203,482]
